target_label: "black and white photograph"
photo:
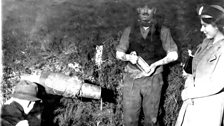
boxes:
[1,0,224,126]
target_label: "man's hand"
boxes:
[145,63,157,76]
[134,63,157,79]
[126,51,138,64]
[116,51,138,64]
[126,54,138,64]
[16,120,29,126]
[134,72,146,79]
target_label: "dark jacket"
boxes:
[1,101,27,126]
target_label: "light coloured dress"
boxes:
[176,38,224,126]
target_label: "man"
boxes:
[1,80,41,126]
[116,4,178,126]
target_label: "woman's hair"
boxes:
[198,4,224,33]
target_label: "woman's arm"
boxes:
[182,46,224,100]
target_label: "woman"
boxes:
[176,4,224,126]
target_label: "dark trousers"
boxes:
[122,73,164,126]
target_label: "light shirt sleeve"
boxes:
[160,26,178,53]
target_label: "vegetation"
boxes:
[2,0,223,126]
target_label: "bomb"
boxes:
[21,71,101,99]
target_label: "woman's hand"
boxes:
[184,74,194,88]
[181,88,189,101]
[181,88,194,101]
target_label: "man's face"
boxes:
[137,5,155,23]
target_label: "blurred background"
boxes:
[2,0,224,126]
